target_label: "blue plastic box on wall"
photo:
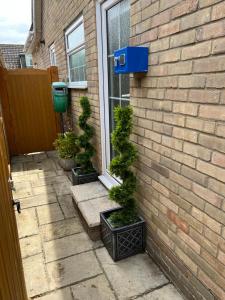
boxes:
[114,46,149,74]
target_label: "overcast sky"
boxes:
[0,0,31,45]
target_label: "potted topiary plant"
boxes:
[100,105,145,261]
[53,131,79,171]
[72,96,98,185]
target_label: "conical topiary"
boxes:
[76,96,95,173]
[108,105,138,227]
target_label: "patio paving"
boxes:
[12,152,185,300]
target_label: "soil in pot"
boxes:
[100,207,146,261]
[72,166,98,185]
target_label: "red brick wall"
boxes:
[130,0,225,299]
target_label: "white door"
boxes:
[97,0,130,188]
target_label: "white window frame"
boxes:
[49,43,56,66]
[65,16,87,89]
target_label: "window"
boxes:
[49,44,56,66]
[65,16,87,88]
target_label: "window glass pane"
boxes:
[108,56,119,98]
[107,4,119,55]
[120,0,130,48]
[68,23,84,50]
[69,48,86,82]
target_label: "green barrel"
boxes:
[52,82,68,113]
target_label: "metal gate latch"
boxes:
[13,200,21,214]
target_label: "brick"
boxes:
[188,90,220,104]
[163,113,185,127]
[170,192,192,212]
[186,117,215,134]
[146,110,162,121]
[145,129,161,143]
[172,0,198,19]
[205,203,225,226]
[193,182,222,208]
[212,152,225,168]
[198,270,225,300]
[180,8,211,30]
[209,178,225,198]
[207,74,225,88]
[173,102,198,116]
[158,20,180,38]
[151,161,170,177]
[181,165,208,187]
[152,180,170,197]
[150,65,167,76]
[216,124,225,138]
[183,142,211,161]
[212,2,225,20]
[194,56,225,73]
[167,209,189,233]
[160,195,178,213]
[140,28,158,43]
[171,149,196,168]
[153,122,173,135]
[170,30,196,48]
[192,207,222,234]
[167,61,192,75]
[179,187,205,210]
[178,75,205,88]
[204,227,225,253]
[177,229,201,254]
[157,229,174,249]
[141,1,159,20]
[151,10,171,28]
[180,208,203,233]
[189,228,217,257]
[157,77,178,88]
[181,41,211,60]
[218,250,225,265]
[197,20,225,41]
[162,135,183,151]
[199,105,225,121]
[199,134,225,153]
[199,0,221,8]
[159,0,181,11]
[197,160,225,183]
[170,171,192,190]
[173,127,198,143]
[159,48,181,64]
[161,156,181,173]
[150,37,170,53]
[165,89,188,102]
[201,249,225,280]
[212,37,225,54]
[175,247,198,274]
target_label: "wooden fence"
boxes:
[0,66,60,155]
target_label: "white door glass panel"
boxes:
[106,0,130,168]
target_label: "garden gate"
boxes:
[0,66,60,155]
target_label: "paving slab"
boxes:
[37,288,73,300]
[78,196,119,227]
[58,194,78,218]
[16,208,39,238]
[23,254,49,297]
[44,232,94,263]
[71,181,108,203]
[13,181,33,199]
[20,193,57,209]
[47,251,102,290]
[32,175,70,187]
[53,181,72,196]
[71,274,116,300]
[37,203,64,225]
[138,284,184,300]
[38,158,57,171]
[96,247,169,300]
[47,150,58,158]
[13,173,39,183]
[40,218,84,242]
[20,235,42,258]
[33,184,55,195]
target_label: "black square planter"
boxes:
[72,167,98,185]
[100,207,146,261]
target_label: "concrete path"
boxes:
[12,152,185,300]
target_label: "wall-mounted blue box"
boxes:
[114,46,148,74]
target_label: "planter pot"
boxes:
[100,207,146,261]
[59,158,75,171]
[72,166,98,185]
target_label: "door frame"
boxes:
[96,0,123,189]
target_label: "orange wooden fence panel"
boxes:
[0,118,28,300]
[0,66,60,155]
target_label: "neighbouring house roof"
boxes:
[0,49,5,67]
[24,0,42,54]
[0,44,24,69]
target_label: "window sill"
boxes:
[98,173,120,190]
[68,82,88,89]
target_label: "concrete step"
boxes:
[71,181,119,241]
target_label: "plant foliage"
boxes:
[76,96,95,173]
[109,105,138,227]
[54,131,79,159]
